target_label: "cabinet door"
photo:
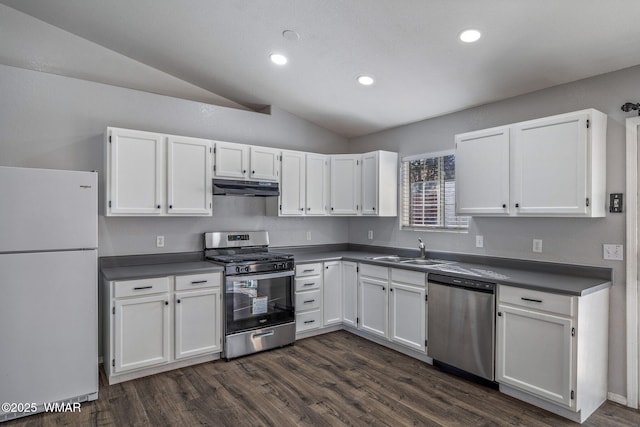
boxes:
[330,155,361,215]
[496,304,575,408]
[342,261,358,328]
[113,294,170,372]
[280,151,306,215]
[390,283,426,352]
[167,136,212,215]
[214,141,249,179]
[306,154,328,215]
[108,128,164,215]
[359,276,388,338]
[323,261,343,326]
[250,146,280,181]
[175,288,222,359]
[511,112,589,216]
[455,126,510,215]
[361,152,379,215]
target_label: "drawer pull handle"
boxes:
[304,320,315,324]
[302,269,314,273]
[252,330,274,339]
[191,280,207,284]
[521,297,543,303]
[303,283,315,286]
[303,299,315,304]
[133,286,153,290]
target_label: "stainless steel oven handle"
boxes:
[225,270,294,283]
[252,330,275,339]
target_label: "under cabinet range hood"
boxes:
[212,179,279,196]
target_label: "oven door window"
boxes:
[226,276,294,333]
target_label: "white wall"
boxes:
[0,64,349,255]
[348,64,640,398]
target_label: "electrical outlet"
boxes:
[532,239,542,253]
[475,235,484,248]
[368,230,374,240]
[603,244,624,260]
[156,235,165,248]
[306,231,312,241]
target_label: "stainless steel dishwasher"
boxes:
[427,273,496,382]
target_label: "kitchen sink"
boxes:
[368,255,412,262]
[367,255,450,266]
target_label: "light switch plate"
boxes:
[156,235,165,248]
[603,244,624,260]
[368,230,374,240]
[532,239,542,253]
[476,235,483,248]
[306,231,312,241]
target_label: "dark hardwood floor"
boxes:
[6,331,640,426]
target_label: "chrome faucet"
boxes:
[418,238,426,259]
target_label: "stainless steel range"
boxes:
[204,231,295,359]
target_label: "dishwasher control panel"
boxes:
[428,273,496,292]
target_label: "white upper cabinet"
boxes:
[361,151,398,216]
[213,142,279,182]
[455,109,607,217]
[106,127,212,217]
[107,128,164,215]
[213,141,249,179]
[455,126,510,216]
[306,153,328,215]
[250,146,280,182]
[279,150,306,215]
[167,136,212,215]
[330,154,361,215]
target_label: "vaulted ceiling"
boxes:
[3,0,640,137]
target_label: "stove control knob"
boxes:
[280,262,287,269]
[273,263,278,270]
[235,266,240,273]
[244,266,250,273]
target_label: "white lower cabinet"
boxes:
[294,263,323,335]
[496,285,609,423]
[358,264,389,338]
[114,293,170,373]
[323,261,343,326]
[104,271,222,384]
[389,269,426,352]
[342,261,359,328]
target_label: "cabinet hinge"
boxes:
[209,147,212,153]
[571,327,575,337]
[213,165,216,172]
[112,359,115,367]
[586,120,590,129]
[109,135,112,143]
[586,198,590,207]
[279,204,282,211]
[425,340,428,347]
[112,306,115,315]
[356,266,359,273]
[356,317,359,324]
[109,200,112,208]
[213,147,216,154]
[425,294,428,302]
[571,390,575,400]
[209,202,212,208]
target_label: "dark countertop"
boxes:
[290,250,611,297]
[102,261,223,281]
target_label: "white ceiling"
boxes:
[3,0,640,137]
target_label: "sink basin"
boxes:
[368,255,411,262]
[400,258,447,265]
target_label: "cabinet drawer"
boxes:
[499,285,574,316]
[295,277,321,292]
[359,263,388,280]
[114,277,170,298]
[391,269,426,287]
[295,289,321,311]
[295,263,322,277]
[175,272,221,291]
[296,310,321,332]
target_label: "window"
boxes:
[400,151,469,230]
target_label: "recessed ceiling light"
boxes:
[459,29,481,43]
[282,30,300,41]
[270,53,288,65]
[357,75,375,86]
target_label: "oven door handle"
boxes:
[252,330,275,339]
[225,270,294,282]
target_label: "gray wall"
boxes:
[0,64,350,255]
[349,64,640,398]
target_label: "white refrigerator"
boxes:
[0,166,99,422]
